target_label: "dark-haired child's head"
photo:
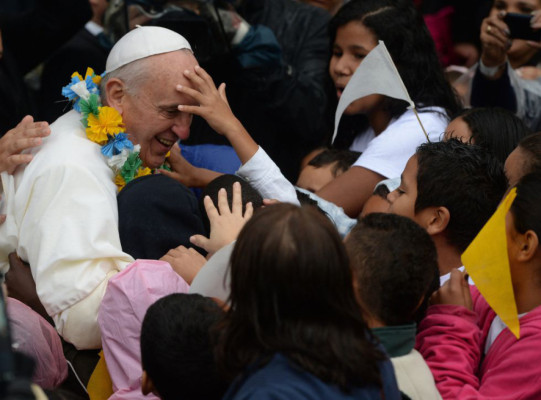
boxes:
[215,204,384,390]
[444,107,531,164]
[296,149,360,192]
[507,173,541,303]
[200,174,263,233]
[329,0,459,119]
[346,213,439,327]
[388,139,508,254]
[505,132,541,187]
[140,293,227,400]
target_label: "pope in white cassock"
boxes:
[0,26,201,349]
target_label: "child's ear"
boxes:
[421,206,450,236]
[141,370,156,396]
[517,230,539,262]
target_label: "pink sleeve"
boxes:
[98,260,189,400]
[416,304,482,399]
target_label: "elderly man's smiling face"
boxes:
[109,50,199,169]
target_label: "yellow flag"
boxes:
[87,351,114,400]
[461,188,519,338]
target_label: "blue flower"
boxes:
[61,74,101,112]
[101,133,134,157]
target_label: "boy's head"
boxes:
[296,149,360,192]
[140,293,227,400]
[346,213,439,327]
[388,139,507,253]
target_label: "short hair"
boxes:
[512,172,541,240]
[307,149,361,177]
[415,139,508,251]
[200,174,263,233]
[518,132,541,176]
[214,204,384,390]
[140,293,227,400]
[346,213,439,326]
[373,183,390,200]
[457,107,531,164]
[100,49,194,103]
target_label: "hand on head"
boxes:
[176,66,243,138]
[190,181,253,256]
[430,268,473,310]
[0,116,50,175]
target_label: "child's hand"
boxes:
[430,268,473,310]
[177,65,243,138]
[158,143,199,186]
[160,245,207,285]
[190,181,253,256]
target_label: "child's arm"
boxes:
[170,66,299,204]
[417,270,482,399]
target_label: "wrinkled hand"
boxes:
[160,245,207,285]
[190,181,253,256]
[480,11,511,67]
[430,269,473,310]
[0,115,50,174]
[177,65,244,137]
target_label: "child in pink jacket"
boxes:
[417,172,541,399]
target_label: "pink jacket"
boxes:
[416,287,541,399]
[98,260,189,399]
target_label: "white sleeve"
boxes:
[236,146,300,205]
[18,162,134,316]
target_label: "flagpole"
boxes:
[412,108,430,143]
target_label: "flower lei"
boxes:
[62,67,170,191]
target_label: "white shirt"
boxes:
[351,108,448,179]
[0,110,133,316]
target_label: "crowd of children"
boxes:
[2,0,541,399]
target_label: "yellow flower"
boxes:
[135,167,152,179]
[115,174,126,191]
[71,71,84,81]
[86,107,124,145]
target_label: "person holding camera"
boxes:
[471,0,541,131]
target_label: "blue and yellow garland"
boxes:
[62,68,170,191]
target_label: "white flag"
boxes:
[332,40,414,144]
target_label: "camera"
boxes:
[503,12,541,42]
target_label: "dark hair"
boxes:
[511,172,541,240]
[518,132,541,175]
[200,174,263,233]
[214,204,384,390]
[346,213,439,326]
[415,139,508,251]
[308,148,361,177]
[329,0,461,121]
[454,107,532,164]
[141,293,227,400]
[373,183,390,199]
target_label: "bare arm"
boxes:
[316,166,385,218]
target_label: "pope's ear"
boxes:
[104,78,126,113]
